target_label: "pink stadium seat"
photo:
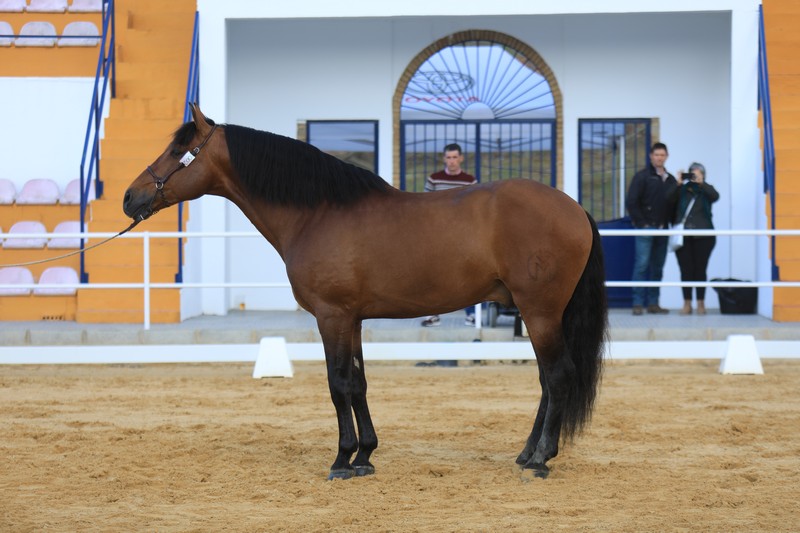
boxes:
[60,178,95,204]
[3,220,47,248]
[0,0,26,13]
[0,178,16,204]
[68,0,102,13]
[16,178,59,204]
[58,21,99,47]
[15,21,57,47]
[34,266,79,295]
[0,21,14,47]
[26,0,67,13]
[0,266,34,296]
[48,220,81,249]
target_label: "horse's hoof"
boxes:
[519,463,549,481]
[515,452,530,466]
[353,464,375,477]
[327,468,355,481]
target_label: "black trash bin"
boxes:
[712,278,757,314]
[597,216,635,308]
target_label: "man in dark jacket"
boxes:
[625,142,677,315]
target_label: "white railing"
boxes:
[1,228,799,329]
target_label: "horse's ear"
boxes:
[190,103,212,131]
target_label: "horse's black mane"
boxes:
[173,121,391,208]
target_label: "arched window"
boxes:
[394,31,562,192]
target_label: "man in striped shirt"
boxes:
[424,143,478,192]
[420,143,478,335]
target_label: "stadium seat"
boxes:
[48,220,81,249]
[16,178,59,204]
[0,21,14,47]
[58,21,99,47]
[59,178,95,204]
[15,21,57,47]
[26,0,67,13]
[34,266,79,295]
[3,220,47,248]
[0,0,25,13]
[0,266,34,296]
[68,0,102,13]
[0,178,16,204]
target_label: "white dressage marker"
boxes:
[252,337,294,378]
[719,335,764,375]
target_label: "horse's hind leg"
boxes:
[518,314,575,478]
[350,325,378,476]
[516,369,548,466]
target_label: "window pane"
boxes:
[578,119,650,221]
[307,121,378,173]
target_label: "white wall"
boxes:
[195,10,750,313]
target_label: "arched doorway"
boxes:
[393,30,563,191]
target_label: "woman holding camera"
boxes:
[667,162,720,315]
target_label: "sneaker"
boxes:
[421,316,441,327]
[647,305,669,314]
[465,314,476,326]
[632,306,644,316]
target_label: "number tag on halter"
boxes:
[180,151,196,166]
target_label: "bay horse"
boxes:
[123,104,608,480]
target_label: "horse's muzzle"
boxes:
[122,188,155,221]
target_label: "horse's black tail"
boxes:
[560,211,608,442]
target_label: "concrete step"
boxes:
[771,108,800,129]
[0,296,77,322]
[85,265,181,283]
[776,149,800,172]
[769,75,800,96]
[777,259,800,279]
[89,197,183,222]
[117,33,192,63]
[121,8,196,33]
[101,137,171,159]
[115,78,189,100]
[76,307,182,324]
[774,230,800,261]
[104,117,179,141]
[87,217,183,234]
[775,171,800,194]
[76,288,182,323]
[773,303,800,322]
[95,178,147,201]
[109,98,185,121]
[115,61,190,82]
[0,204,80,235]
[100,157,154,183]
[116,0,196,15]
[81,237,180,267]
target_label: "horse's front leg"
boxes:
[350,324,378,476]
[318,313,360,480]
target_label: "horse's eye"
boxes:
[170,149,184,158]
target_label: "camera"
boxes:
[681,172,695,181]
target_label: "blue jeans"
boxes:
[631,234,668,307]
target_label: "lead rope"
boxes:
[0,219,141,268]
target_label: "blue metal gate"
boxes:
[400,120,556,192]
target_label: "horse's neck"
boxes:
[223,188,308,258]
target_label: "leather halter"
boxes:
[137,123,217,221]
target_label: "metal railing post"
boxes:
[143,232,151,330]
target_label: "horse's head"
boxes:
[123,103,220,222]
